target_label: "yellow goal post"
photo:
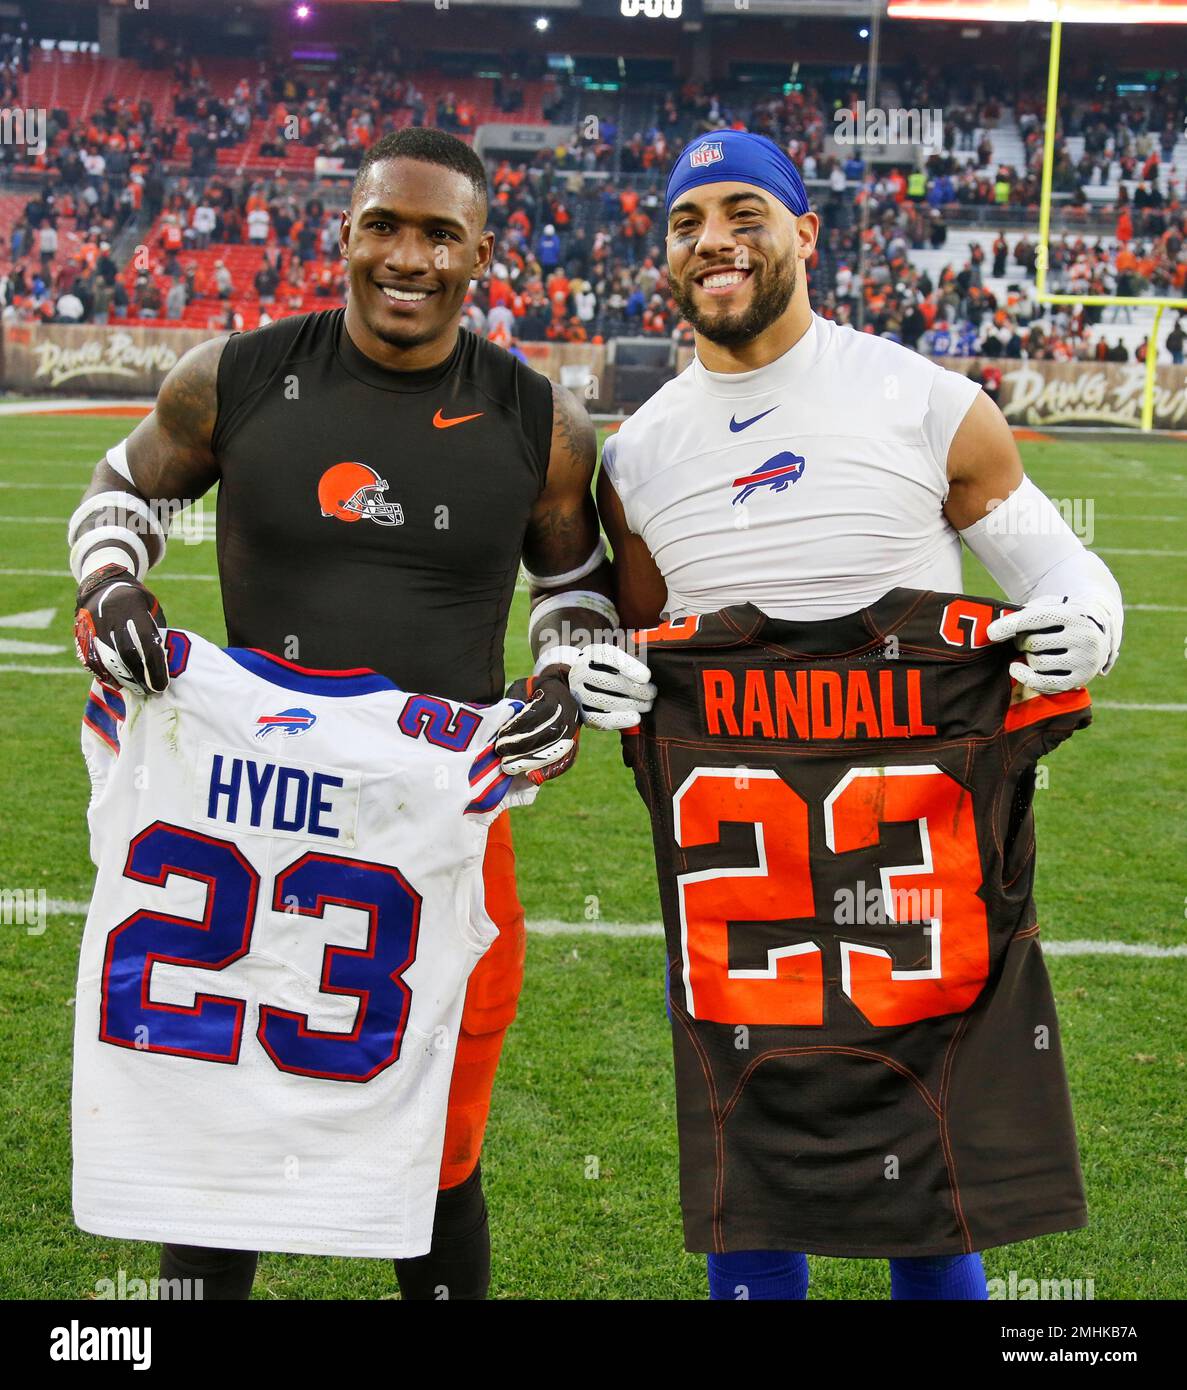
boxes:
[1035,18,1187,430]
[890,2,1187,430]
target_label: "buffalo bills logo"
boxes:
[732,450,807,504]
[689,141,724,169]
[255,707,317,739]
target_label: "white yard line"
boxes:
[0,481,102,490]
[1093,701,1187,712]
[526,920,665,938]
[0,607,56,628]
[39,900,1187,955]
[0,559,1176,609]
[1093,547,1187,557]
[0,399,157,414]
[1041,939,1187,958]
[0,569,76,579]
[0,664,88,674]
[0,639,66,656]
[0,568,218,580]
[17,510,1177,521]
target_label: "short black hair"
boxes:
[351,127,489,223]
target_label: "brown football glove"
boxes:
[494,674,581,785]
[74,563,169,695]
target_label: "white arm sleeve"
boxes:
[959,476,1124,671]
[922,367,983,498]
[599,432,639,534]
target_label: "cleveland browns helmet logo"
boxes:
[317,461,403,526]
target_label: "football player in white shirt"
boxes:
[557,130,1123,1302]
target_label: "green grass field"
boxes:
[1,416,1184,1300]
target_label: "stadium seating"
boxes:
[3,42,1184,363]
[19,48,175,119]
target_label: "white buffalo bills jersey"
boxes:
[602,313,983,621]
[73,629,536,1259]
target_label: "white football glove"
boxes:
[568,643,657,731]
[986,594,1113,694]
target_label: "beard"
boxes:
[353,276,459,350]
[671,253,797,349]
[359,299,441,350]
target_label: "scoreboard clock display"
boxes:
[586,0,705,19]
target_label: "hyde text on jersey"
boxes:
[196,744,362,846]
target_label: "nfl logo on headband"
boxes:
[665,129,812,220]
[689,141,724,169]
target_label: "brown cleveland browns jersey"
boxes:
[623,588,1092,1257]
[210,309,553,703]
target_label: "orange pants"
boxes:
[438,811,525,1190]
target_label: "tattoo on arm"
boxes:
[523,383,602,582]
[72,337,227,570]
[129,335,227,502]
[551,378,596,475]
[523,384,614,666]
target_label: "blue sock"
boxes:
[707,1249,810,1301]
[889,1253,988,1300]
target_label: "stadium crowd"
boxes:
[2,33,1185,364]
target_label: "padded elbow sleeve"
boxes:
[959,476,1124,668]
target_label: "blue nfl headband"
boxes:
[665,130,811,222]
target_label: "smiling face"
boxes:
[666,181,815,353]
[340,156,493,366]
